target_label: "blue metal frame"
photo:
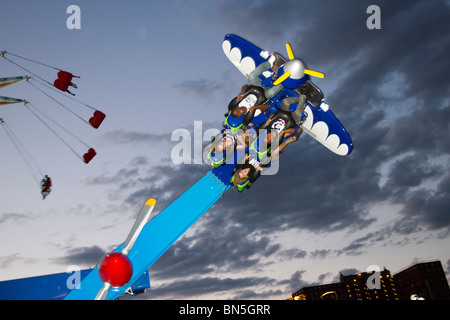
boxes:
[64,170,229,299]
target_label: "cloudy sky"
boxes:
[0,0,449,300]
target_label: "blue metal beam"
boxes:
[65,170,229,300]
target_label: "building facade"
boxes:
[394,260,450,300]
[291,260,449,300]
[292,282,346,300]
[340,268,398,300]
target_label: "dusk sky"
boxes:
[0,0,449,299]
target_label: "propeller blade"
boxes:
[286,43,295,60]
[304,69,325,78]
[273,71,291,86]
[121,198,157,256]
[95,282,111,300]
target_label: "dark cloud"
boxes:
[53,245,106,266]
[142,275,279,300]
[386,105,450,156]
[140,263,312,299]
[279,270,311,293]
[278,248,307,260]
[123,163,208,210]
[337,228,392,257]
[149,221,282,281]
[398,173,450,231]
[310,249,332,260]
[211,141,379,234]
[387,155,441,190]
[0,253,37,269]
[129,156,149,167]
[86,168,140,185]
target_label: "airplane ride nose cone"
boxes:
[98,252,133,288]
[283,59,305,80]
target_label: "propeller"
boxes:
[273,43,324,87]
[272,71,291,86]
[286,43,325,79]
[286,42,295,60]
[94,198,157,300]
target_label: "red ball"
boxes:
[98,252,133,288]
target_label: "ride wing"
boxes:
[300,100,353,156]
[222,34,268,79]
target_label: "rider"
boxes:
[224,84,269,134]
[230,131,299,192]
[247,53,284,101]
[224,53,284,131]
[230,94,307,191]
[231,153,264,192]
[203,129,248,168]
[249,94,307,161]
[41,175,52,199]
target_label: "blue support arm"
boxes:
[65,171,229,300]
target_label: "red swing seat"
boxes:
[83,148,97,164]
[53,71,74,92]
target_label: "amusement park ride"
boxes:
[0,35,352,299]
[0,50,105,199]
